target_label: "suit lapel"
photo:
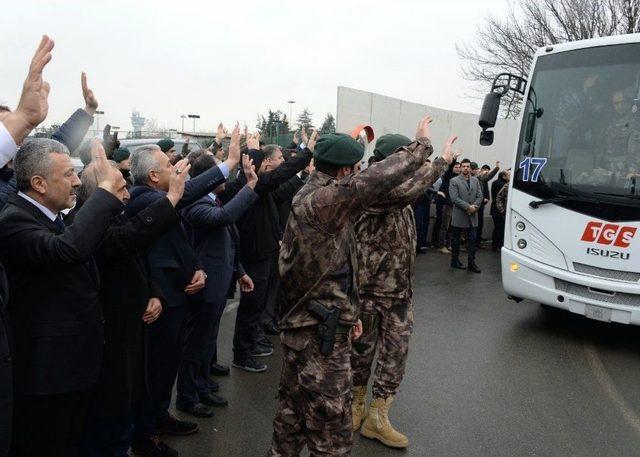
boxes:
[10,194,62,234]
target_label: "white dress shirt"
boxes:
[0,121,18,169]
[17,191,58,221]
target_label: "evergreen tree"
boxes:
[319,113,336,134]
[296,108,314,133]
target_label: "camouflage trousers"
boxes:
[351,296,414,399]
[269,327,354,456]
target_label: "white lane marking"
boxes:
[584,344,640,435]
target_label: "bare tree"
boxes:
[458,0,640,118]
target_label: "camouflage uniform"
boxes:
[351,158,446,399]
[496,183,509,215]
[268,139,433,456]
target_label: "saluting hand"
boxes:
[225,122,241,170]
[416,115,433,141]
[243,154,258,188]
[81,72,98,116]
[441,135,458,164]
[166,158,191,206]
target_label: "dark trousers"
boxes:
[208,295,230,369]
[233,257,273,361]
[134,304,187,439]
[82,415,133,457]
[177,297,217,408]
[10,390,91,457]
[492,213,505,250]
[414,201,431,248]
[261,254,281,329]
[477,202,486,245]
[431,202,444,246]
[451,226,477,264]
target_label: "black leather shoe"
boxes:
[156,413,199,435]
[450,259,466,269]
[200,391,229,407]
[210,363,230,377]
[468,263,482,273]
[251,345,274,357]
[176,402,214,418]
[263,323,280,335]
[131,436,178,457]
[208,379,219,392]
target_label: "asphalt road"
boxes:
[164,248,640,457]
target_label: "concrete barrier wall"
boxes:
[336,86,520,169]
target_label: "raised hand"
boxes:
[293,130,300,145]
[3,35,55,144]
[102,125,120,158]
[81,72,98,116]
[91,139,119,194]
[495,160,501,168]
[243,154,258,188]
[441,135,458,164]
[225,122,241,169]
[454,148,463,160]
[216,122,226,145]
[247,132,260,150]
[301,128,309,145]
[416,115,433,141]
[166,158,191,206]
[307,129,319,151]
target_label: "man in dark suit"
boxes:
[126,133,240,454]
[177,152,258,414]
[0,138,123,457]
[73,155,190,456]
[227,136,313,373]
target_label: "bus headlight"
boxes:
[517,239,527,249]
[516,221,526,231]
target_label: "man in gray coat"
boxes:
[449,158,484,273]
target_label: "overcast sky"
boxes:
[1,0,508,134]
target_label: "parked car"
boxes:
[119,138,203,155]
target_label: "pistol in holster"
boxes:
[307,301,343,356]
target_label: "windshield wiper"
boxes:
[529,194,598,209]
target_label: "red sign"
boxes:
[581,221,637,248]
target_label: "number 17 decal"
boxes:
[519,157,547,182]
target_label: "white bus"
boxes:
[479,34,640,325]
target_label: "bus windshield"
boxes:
[514,43,640,219]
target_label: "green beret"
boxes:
[373,134,411,161]
[157,138,175,153]
[112,147,130,163]
[470,162,479,170]
[313,133,364,167]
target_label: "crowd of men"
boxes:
[0,36,510,457]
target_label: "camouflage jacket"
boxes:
[278,139,433,331]
[355,157,446,301]
[496,183,509,215]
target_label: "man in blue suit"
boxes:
[126,132,241,456]
[177,151,258,412]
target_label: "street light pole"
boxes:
[95,110,104,135]
[188,114,200,134]
[287,100,295,130]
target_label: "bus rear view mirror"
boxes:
[479,92,502,130]
[480,130,494,146]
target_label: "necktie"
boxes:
[54,215,66,233]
